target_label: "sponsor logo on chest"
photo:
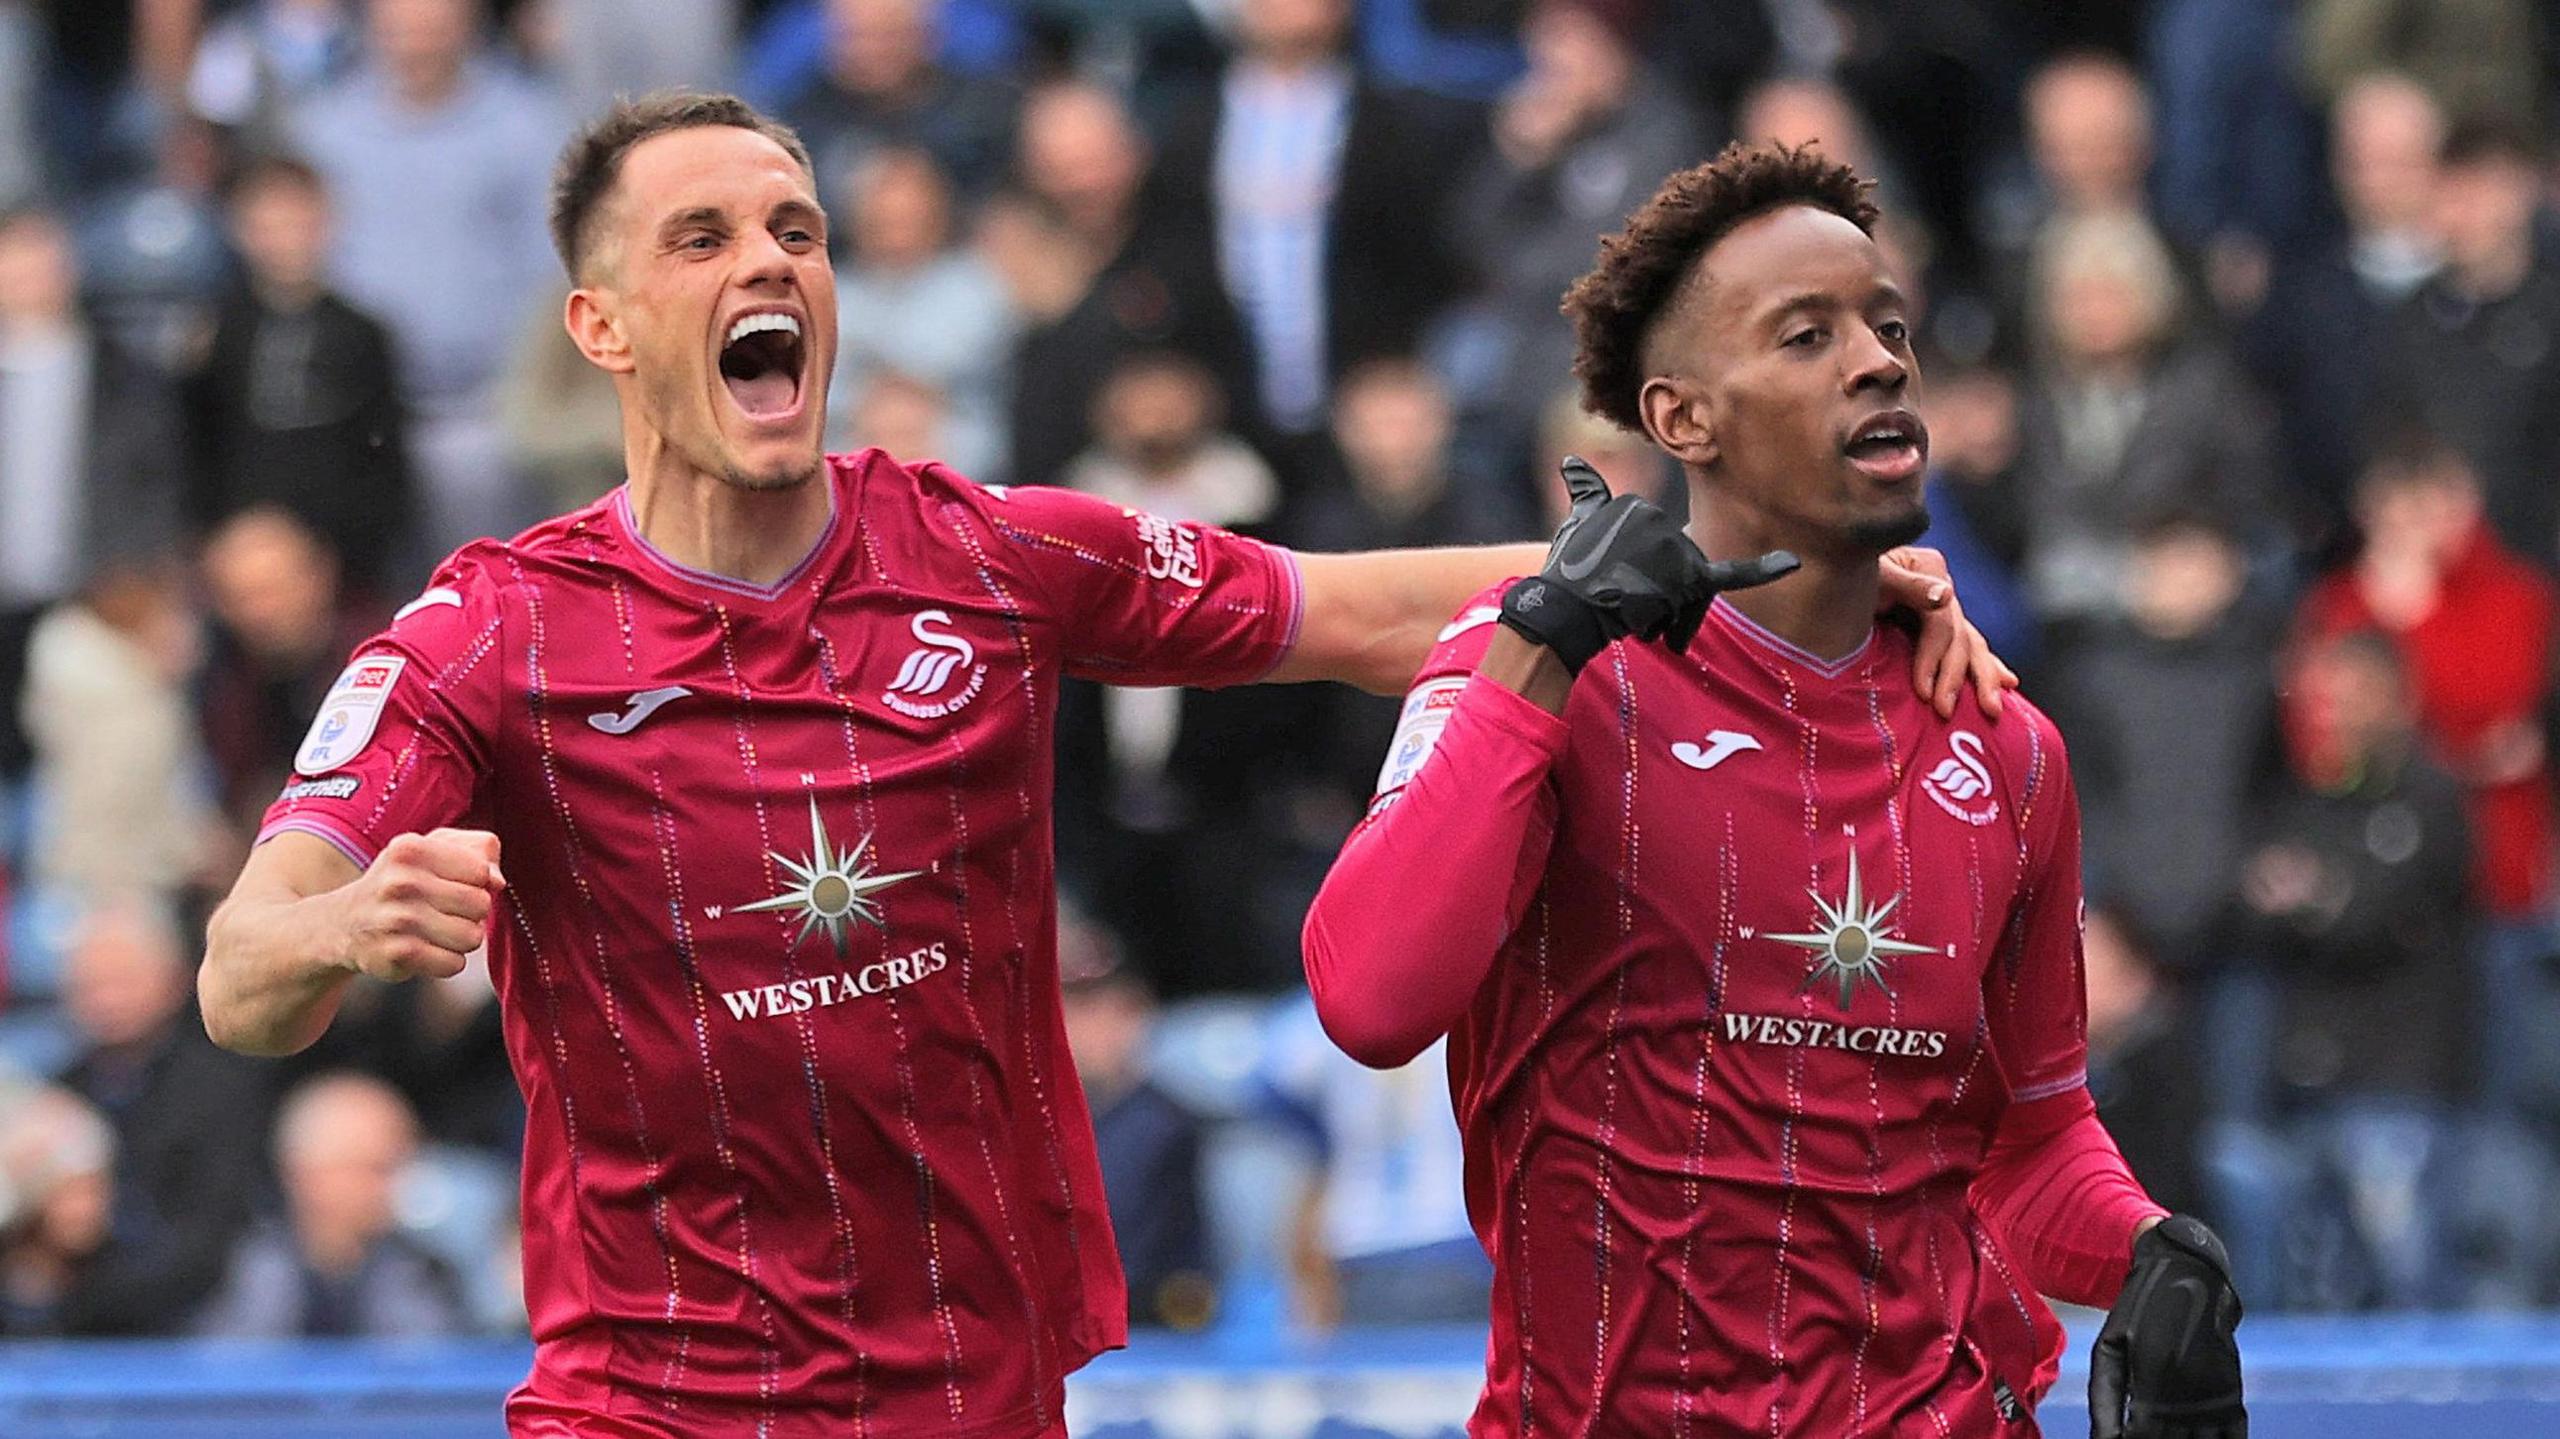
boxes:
[710,795,949,1023]
[1729,827,1959,1057]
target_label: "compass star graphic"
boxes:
[737,796,922,957]
[1764,837,1936,1011]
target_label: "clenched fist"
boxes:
[336,828,507,981]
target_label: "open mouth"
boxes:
[1844,410,1928,482]
[718,311,806,422]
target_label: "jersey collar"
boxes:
[1706,595,1876,679]
[609,476,844,602]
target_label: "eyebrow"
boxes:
[655,206,729,243]
[1758,282,1908,328]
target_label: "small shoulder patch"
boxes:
[296,655,407,775]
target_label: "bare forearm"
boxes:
[200,887,356,1057]
[1276,545,1543,694]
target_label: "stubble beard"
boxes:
[719,454,823,493]
[1839,495,1932,557]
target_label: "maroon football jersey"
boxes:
[1328,592,2103,1437]
[262,451,1301,1436]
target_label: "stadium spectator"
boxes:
[1286,359,1519,829]
[0,205,186,781]
[1059,912,1211,1330]
[2144,0,2324,266]
[780,0,1017,213]
[2298,0,2546,132]
[287,0,569,560]
[828,146,1012,476]
[20,564,220,906]
[0,1084,128,1334]
[2292,436,2560,1117]
[2051,511,2281,972]
[191,1070,467,1337]
[1292,357,1515,556]
[1063,351,1279,527]
[495,282,627,512]
[185,0,361,146]
[1528,387,1671,531]
[56,899,272,1330]
[529,0,737,122]
[0,3,43,206]
[1448,0,1705,482]
[1053,351,1311,995]
[1000,80,1254,490]
[185,155,413,594]
[2241,72,2446,542]
[844,368,954,465]
[2382,117,2560,570]
[1914,358,2037,666]
[1994,51,2183,327]
[193,508,379,831]
[2238,629,2475,1308]
[1153,0,1475,438]
[1260,994,1483,1328]
[2084,903,2210,1224]
[2015,210,2276,632]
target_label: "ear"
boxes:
[1639,375,1715,469]
[564,285,635,376]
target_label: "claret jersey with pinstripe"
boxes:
[261,449,1302,1437]
[1399,591,2089,1438]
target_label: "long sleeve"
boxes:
[1303,598,1566,1069]
[1971,1085,2167,1308]
[1968,704,2166,1307]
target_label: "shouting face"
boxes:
[569,124,836,494]
[1640,204,1929,563]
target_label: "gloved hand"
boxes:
[1499,456,1796,673]
[2090,1215,2247,1439]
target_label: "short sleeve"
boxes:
[1984,704,2091,1108]
[980,481,1303,688]
[256,557,507,869]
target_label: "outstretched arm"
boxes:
[1273,543,2011,708]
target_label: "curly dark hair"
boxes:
[1563,142,1879,433]
[550,91,814,282]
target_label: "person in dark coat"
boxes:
[185,154,413,595]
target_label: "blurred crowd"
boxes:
[0,0,2557,1342]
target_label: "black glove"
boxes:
[1499,456,1797,673]
[2090,1215,2247,1439]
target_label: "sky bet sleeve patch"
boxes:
[295,655,407,775]
[1373,676,1469,803]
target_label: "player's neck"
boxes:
[624,462,833,588]
[1692,509,1879,662]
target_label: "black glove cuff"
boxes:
[2137,1215,2234,1282]
[1500,576,1610,674]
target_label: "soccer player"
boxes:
[1302,145,2246,1438]
[196,95,2005,1437]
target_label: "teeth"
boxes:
[726,312,802,345]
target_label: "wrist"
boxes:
[1499,576,1608,675]
[1480,626,1574,715]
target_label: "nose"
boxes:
[1842,325,1908,397]
[736,227,799,291]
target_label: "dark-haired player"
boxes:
[194,97,2005,1437]
[1304,144,2246,1437]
